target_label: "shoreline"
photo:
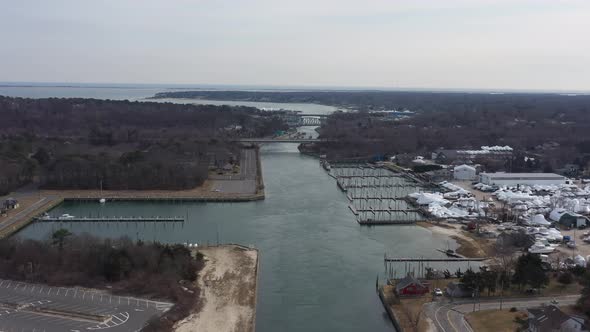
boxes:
[417,221,493,258]
[0,148,265,238]
[174,244,259,332]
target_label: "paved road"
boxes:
[210,149,257,194]
[0,279,172,332]
[425,295,580,332]
[0,195,60,237]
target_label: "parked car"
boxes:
[434,288,443,296]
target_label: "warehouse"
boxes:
[479,172,566,186]
[453,164,477,181]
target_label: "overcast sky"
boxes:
[1,0,589,91]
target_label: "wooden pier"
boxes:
[384,257,487,262]
[36,216,184,223]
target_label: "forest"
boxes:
[313,96,590,172]
[0,96,287,194]
[0,231,203,332]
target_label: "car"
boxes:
[434,288,443,296]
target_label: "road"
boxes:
[0,194,60,237]
[0,279,172,332]
[425,294,580,332]
[210,149,258,195]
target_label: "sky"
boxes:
[1,0,589,91]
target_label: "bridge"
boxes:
[234,138,328,143]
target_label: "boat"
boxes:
[528,242,556,254]
[99,198,106,204]
[58,214,75,220]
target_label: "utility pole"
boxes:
[499,277,504,310]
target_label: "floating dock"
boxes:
[36,216,184,223]
[384,257,487,262]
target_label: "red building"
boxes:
[395,274,429,296]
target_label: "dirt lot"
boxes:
[557,227,590,258]
[174,245,259,332]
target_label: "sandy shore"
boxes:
[174,245,259,332]
[418,221,493,258]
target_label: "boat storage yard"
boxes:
[407,170,590,268]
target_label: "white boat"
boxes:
[99,198,106,204]
[58,214,75,220]
[528,242,556,254]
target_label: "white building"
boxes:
[479,172,566,186]
[453,165,477,181]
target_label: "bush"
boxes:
[558,271,574,285]
[510,307,518,312]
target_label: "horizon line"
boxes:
[1,81,589,95]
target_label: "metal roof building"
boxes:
[479,172,566,186]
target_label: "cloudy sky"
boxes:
[1,0,589,91]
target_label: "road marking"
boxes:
[434,304,448,332]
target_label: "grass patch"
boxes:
[465,309,527,332]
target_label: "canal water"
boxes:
[8,85,456,332]
[19,142,457,332]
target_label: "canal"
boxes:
[7,86,456,332]
[18,141,458,332]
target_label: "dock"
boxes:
[358,219,417,225]
[36,216,184,223]
[384,257,487,262]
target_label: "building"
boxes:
[445,282,472,298]
[432,146,513,164]
[3,198,19,210]
[453,164,477,181]
[527,305,587,332]
[550,209,588,228]
[395,274,429,297]
[479,173,566,186]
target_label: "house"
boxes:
[549,209,589,229]
[453,164,477,181]
[527,305,588,332]
[395,274,429,297]
[3,198,19,210]
[445,282,472,298]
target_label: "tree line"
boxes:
[0,230,204,332]
[0,96,287,193]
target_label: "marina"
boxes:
[329,164,426,224]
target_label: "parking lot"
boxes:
[0,279,172,332]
